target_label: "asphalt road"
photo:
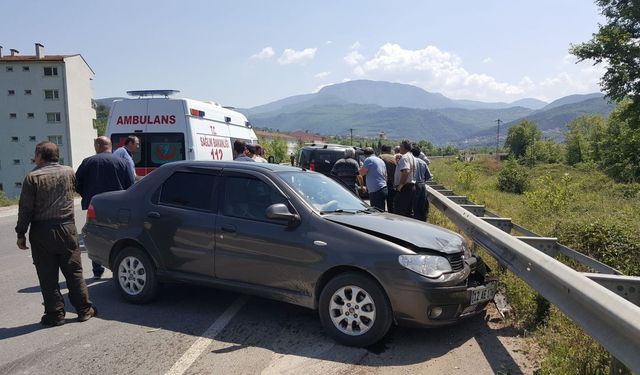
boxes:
[0,202,537,374]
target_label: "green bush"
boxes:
[553,219,640,276]
[524,174,576,216]
[496,158,529,194]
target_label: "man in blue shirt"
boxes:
[113,135,140,181]
[411,146,429,221]
[359,147,387,211]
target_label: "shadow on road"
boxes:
[7,280,525,374]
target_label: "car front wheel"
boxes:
[319,273,392,346]
[113,247,158,303]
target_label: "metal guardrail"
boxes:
[425,182,640,372]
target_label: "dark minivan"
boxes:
[298,143,365,175]
[82,161,496,346]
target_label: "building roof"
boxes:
[0,54,95,75]
[288,131,325,142]
[0,55,68,61]
[255,130,297,140]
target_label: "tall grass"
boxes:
[428,155,640,374]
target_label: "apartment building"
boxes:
[0,43,96,198]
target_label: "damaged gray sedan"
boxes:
[83,161,496,346]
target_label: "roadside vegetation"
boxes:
[428,120,639,373]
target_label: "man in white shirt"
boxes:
[393,139,416,217]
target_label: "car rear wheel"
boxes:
[319,273,392,346]
[113,247,158,303]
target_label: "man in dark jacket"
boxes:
[76,136,134,279]
[16,142,96,326]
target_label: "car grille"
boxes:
[447,253,464,272]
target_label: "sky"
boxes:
[2,0,605,108]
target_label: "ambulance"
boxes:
[106,90,258,176]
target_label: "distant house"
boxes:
[255,130,298,155]
[287,131,325,144]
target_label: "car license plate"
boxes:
[469,281,498,305]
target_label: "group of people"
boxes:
[233,139,268,163]
[15,135,141,326]
[330,139,432,221]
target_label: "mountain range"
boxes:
[95,80,615,146]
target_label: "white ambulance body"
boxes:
[106,90,258,176]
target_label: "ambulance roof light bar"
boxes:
[126,90,180,98]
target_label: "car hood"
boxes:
[325,212,464,254]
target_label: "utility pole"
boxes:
[495,119,502,159]
[349,128,354,146]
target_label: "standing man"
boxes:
[393,140,416,217]
[379,145,397,213]
[113,135,140,181]
[233,140,255,162]
[254,144,268,163]
[331,148,362,195]
[359,147,387,211]
[411,146,429,221]
[16,142,97,326]
[76,136,134,279]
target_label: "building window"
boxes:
[0,183,3,191]
[11,137,19,142]
[44,89,59,100]
[46,112,61,123]
[29,136,36,141]
[22,66,30,72]
[24,89,32,95]
[15,182,22,188]
[8,90,15,96]
[9,113,17,119]
[13,160,21,165]
[48,135,63,145]
[6,67,13,72]
[27,113,35,119]
[43,67,58,76]
[59,158,64,165]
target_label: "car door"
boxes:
[145,169,219,277]
[214,171,319,295]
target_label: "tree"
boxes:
[600,100,640,182]
[505,120,542,159]
[94,104,109,136]
[564,115,608,165]
[570,0,640,126]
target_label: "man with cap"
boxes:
[359,147,387,211]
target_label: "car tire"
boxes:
[318,272,392,346]
[113,246,158,304]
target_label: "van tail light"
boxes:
[309,162,315,171]
[87,204,96,223]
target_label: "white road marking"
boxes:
[165,295,249,375]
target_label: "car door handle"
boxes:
[147,211,161,219]
[221,224,236,233]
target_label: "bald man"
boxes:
[16,142,96,326]
[76,136,134,279]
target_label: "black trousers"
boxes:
[413,182,428,221]
[393,183,416,217]
[29,222,92,318]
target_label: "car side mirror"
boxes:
[266,203,300,227]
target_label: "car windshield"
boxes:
[278,171,369,213]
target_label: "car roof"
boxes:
[161,160,304,173]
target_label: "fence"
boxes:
[426,181,640,372]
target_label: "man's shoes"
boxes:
[77,306,98,322]
[40,314,65,327]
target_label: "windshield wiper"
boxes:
[320,209,356,215]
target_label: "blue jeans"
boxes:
[368,186,388,211]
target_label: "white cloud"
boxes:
[348,42,602,102]
[482,57,493,64]
[314,71,331,78]
[344,50,365,66]
[350,41,362,50]
[326,40,333,45]
[278,48,317,65]
[251,47,275,60]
